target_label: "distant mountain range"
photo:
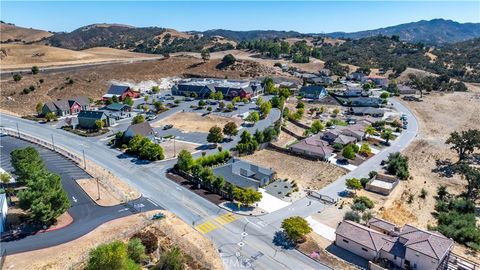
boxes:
[327,19,480,44]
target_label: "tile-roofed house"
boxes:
[213,158,276,190]
[103,84,139,100]
[299,85,327,100]
[335,218,455,270]
[334,134,357,145]
[397,84,417,95]
[42,97,90,117]
[364,75,388,87]
[124,122,155,139]
[289,134,333,160]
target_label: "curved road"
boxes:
[0,136,160,255]
[0,96,418,269]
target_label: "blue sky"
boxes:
[1,1,479,33]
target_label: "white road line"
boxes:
[147,198,159,207]
[72,196,77,203]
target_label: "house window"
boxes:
[342,239,349,243]
[361,248,368,252]
[394,255,397,260]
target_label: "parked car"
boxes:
[403,125,408,129]
[207,143,217,149]
[185,97,194,101]
[152,213,165,220]
[146,115,157,121]
[163,124,173,130]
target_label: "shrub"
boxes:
[353,196,374,209]
[332,143,343,151]
[281,216,312,243]
[360,178,370,188]
[222,54,236,66]
[344,211,361,222]
[128,238,147,263]
[351,202,367,212]
[342,145,356,160]
[368,171,378,179]
[156,247,184,270]
[351,144,359,153]
[419,188,428,199]
[86,241,139,270]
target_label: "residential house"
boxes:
[102,103,132,119]
[335,218,455,270]
[364,75,389,87]
[213,158,276,190]
[102,84,140,101]
[299,85,327,100]
[319,68,331,76]
[333,134,357,145]
[349,72,366,82]
[0,193,7,233]
[124,122,155,140]
[322,125,365,145]
[309,76,333,86]
[348,97,383,107]
[171,78,263,99]
[42,96,90,117]
[289,134,333,160]
[350,107,385,118]
[77,110,113,129]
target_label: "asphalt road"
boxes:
[0,96,417,269]
[0,136,160,255]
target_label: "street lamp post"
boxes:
[82,149,87,169]
[51,134,55,151]
[16,123,20,138]
[96,177,101,201]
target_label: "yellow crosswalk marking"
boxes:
[214,213,238,226]
[195,221,217,234]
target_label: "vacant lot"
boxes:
[3,211,224,270]
[76,178,121,206]
[241,149,346,190]
[0,44,160,69]
[153,112,243,133]
[160,139,200,159]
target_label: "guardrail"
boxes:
[1,128,82,164]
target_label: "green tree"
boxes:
[381,128,395,143]
[222,54,236,66]
[454,162,480,200]
[132,115,145,125]
[177,149,194,172]
[385,152,410,180]
[86,241,139,270]
[201,49,210,62]
[359,143,372,157]
[214,91,224,100]
[233,187,262,207]
[155,247,184,270]
[124,96,134,106]
[345,178,362,193]
[281,216,312,243]
[309,120,324,134]
[45,112,58,122]
[223,122,238,139]
[232,96,241,105]
[446,129,480,161]
[13,73,22,82]
[128,238,147,263]
[255,97,264,107]
[226,103,234,112]
[259,101,272,117]
[342,145,356,160]
[207,126,224,144]
[380,92,390,99]
[95,120,104,131]
[36,102,44,115]
[154,101,165,112]
[245,112,260,124]
[111,95,119,103]
[213,176,226,193]
[0,172,10,184]
[11,147,45,182]
[365,125,376,138]
[31,66,40,75]
[151,86,160,93]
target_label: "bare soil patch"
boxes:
[3,210,224,270]
[0,44,159,69]
[273,130,298,147]
[160,139,200,159]
[0,55,281,115]
[240,149,347,190]
[153,112,243,133]
[76,178,122,206]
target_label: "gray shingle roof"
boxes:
[107,84,130,95]
[126,122,154,137]
[78,110,106,119]
[213,158,274,189]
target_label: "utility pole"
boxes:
[173,136,176,157]
[96,177,101,201]
[82,149,87,169]
[51,134,55,151]
[16,123,20,138]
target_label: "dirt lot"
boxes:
[153,112,243,133]
[76,178,121,206]
[273,130,298,147]
[160,139,200,159]
[241,149,347,190]
[0,55,282,115]
[0,44,160,69]
[3,211,224,270]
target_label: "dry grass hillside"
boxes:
[0,55,282,115]
[0,22,53,43]
[0,44,159,69]
[378,89,480,229]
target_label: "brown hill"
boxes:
[1,22,53,43]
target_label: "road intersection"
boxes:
[0,97,418,269]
